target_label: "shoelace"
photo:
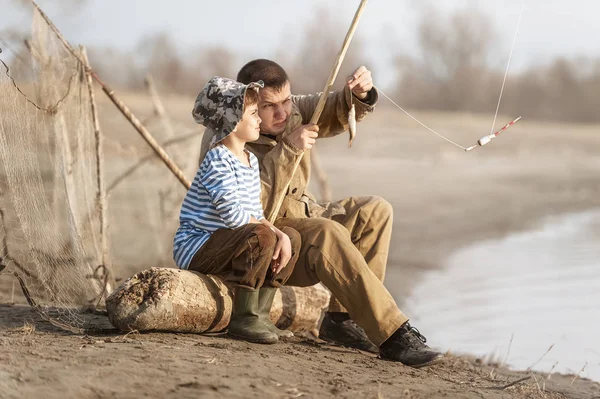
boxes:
[347,320,369,337]
[405,324,427,344]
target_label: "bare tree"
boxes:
[393,8,496,112]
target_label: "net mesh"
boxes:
[0,7,200,331]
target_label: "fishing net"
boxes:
[0,7,200,331]
[0,8,110,330]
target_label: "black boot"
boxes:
[379,322,442,368]
[258,287,294,338]
[319,312,379,353]
[228,287,278,344]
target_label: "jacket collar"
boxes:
[254,133,278,147]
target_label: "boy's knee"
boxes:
[252,224,278,249]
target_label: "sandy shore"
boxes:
[1,305,599,399]
[2,92,600,398]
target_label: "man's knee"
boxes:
[309,218,351,242]
[280,226,301,253]
[369,196,393,220]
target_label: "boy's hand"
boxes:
[287,123,319,150]
[271,230,292,275]
[347,66,373,100]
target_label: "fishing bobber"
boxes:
[477,134,495,147]
[479,116,522,147]
[464,134,494,152]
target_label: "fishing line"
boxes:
[374,1,526,151]
[374,85,469,150]
[489,0,525,136]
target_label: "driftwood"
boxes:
[106,267,330,334]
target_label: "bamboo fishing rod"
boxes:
[267,0,369,223]
[31,0,192,190]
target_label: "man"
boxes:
[202,59,441,367]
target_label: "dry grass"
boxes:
[570,362,588,387]
[20,321,35,335]
[528,344,555,371]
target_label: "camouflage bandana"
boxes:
[192,76,264,147]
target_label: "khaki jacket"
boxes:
[247,86,378,221]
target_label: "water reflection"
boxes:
[403,210,600,381]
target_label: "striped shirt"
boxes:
[173,145,264,269]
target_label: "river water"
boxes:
[402,210,600,381]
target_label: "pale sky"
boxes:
[2,1,600,87]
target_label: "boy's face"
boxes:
[232,103,262,142]
[257,82,293,135]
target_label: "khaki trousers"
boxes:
[188,224,301,290]
[275,196,409,346]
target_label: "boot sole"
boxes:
[269,327,294,339]
[379,353,443,368]
[320,335,379,354]
[276,332,294,339]
[260,320,294,339]
[409,353,444,368]
[227,331,278,345]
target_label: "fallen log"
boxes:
[106,267,330,334]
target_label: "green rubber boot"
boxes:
[258,287,294,338]
[228,287,278,344]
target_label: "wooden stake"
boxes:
[267,0,368,222]
[81,46,114,295]
[145,74,175,139]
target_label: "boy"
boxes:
[173,76,301,344]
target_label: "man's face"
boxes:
[257,82,293,135]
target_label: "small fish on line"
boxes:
[348,103,356,148]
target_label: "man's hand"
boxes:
[271,230,292,275]
[287,123,319,150]
[347,66,373,100]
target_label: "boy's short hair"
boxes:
[244,87,259,109]
[237,59,289,91]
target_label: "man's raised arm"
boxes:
[293,66,379,139]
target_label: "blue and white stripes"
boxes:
[173,145,264,269]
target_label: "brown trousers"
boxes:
[275,196,409,346]
[188,224,301,290]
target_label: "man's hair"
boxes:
[243,88,259,109]
[237,59,289,90]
